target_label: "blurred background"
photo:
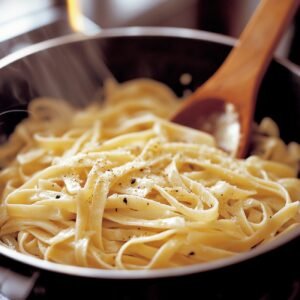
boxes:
[0,0,299,63]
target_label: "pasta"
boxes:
[0,79,299,270]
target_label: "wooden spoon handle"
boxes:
[204,0,298,99]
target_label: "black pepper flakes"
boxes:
[123,197,128,204]
[55,195,61,199]
[188,251,195,256]
[147,202,149,206]
[115,208,118,212]
[131,178,136,184]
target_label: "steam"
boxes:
[0,0,108,111]
[0,31,115,143]
[0,34,115,105]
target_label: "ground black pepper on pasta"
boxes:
[0,79,299,270]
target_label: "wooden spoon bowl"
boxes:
[172,0,299,157]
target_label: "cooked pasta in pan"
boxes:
[0,79,299,269]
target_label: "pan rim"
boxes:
[0,26,299,75]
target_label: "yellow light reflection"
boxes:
[67,0,83,32]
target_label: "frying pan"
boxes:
[0,27,299,300]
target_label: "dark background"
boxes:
[0,0,299,64]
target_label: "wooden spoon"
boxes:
[172,0,298,157]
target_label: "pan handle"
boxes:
[0,266,39,300]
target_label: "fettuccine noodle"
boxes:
[0,79,299,270]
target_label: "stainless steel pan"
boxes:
[0,27,299,299]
